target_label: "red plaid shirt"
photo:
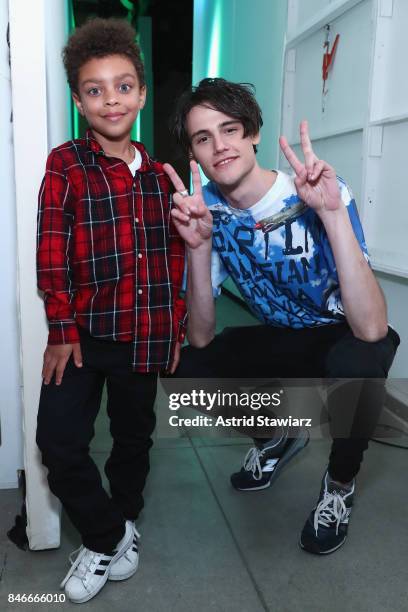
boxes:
[37,130,186,372]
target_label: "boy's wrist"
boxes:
[47,320,80,346]
[317,203,348,230]
[187,237,213,255]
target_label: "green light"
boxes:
[120,0,134,11]
[66,0,79,138]
[73,106,80,139]
[131,113,141,142]
[131,31,143,142]
[207,0,222,77]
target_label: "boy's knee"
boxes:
[326,328,398,378]
[173,340,219,377]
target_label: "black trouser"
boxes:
[36,332,157,553]
[175,322,400,483]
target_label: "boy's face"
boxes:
[186,104,260,190]
[72,55,146,145]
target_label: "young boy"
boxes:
[164,78,400,555]
[36,18,186,603]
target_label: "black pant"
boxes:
[175,322,400,482]
[36,332,157,553]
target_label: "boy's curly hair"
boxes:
[63,18,145,94]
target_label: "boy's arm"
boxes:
[168,215,188,345]
[166,185,188,374]
[37,150,82,383]
[164,161,216,348]
[317,203,387,341]
[280,122,388,341]
[185,241,215,347]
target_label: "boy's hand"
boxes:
[42,342,83,386]
[279,120,341,214]
[168,341,182,375]
[163,160,213,248]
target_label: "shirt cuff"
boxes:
[177,313,188,344]
[47,320,80,345]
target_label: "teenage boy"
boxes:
[163,78,399,555]
[36,18,186,603]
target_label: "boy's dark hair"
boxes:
[171,78,263,153]
[63,18,145,94]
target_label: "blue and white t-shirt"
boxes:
[203,171,369,328]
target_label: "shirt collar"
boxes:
[85,128,153,171]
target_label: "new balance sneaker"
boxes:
[61,521,133,604]
[300,471,355,555]
[109,522,140,581]
[230,429,309,491]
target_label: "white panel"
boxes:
[0,0,23,489]
[292,0,332,31]
[363,120,408,275]
[370,0,408,122]
[9,0,62,550]
[379,0,393,17]
[287,0,364,42]
[368,125,383,156]
[283,0,373,142]
[282,0,408,377]
[286,48,296,72]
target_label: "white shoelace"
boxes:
[60,546,111,589]
[313,491,349,536]
[243,447,279,480]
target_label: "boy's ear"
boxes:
[139,86,147,110]
[72,92,84,116]
[252,132,261,146]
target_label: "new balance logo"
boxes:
[262,458,279,473]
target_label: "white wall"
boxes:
[280,0,407,379]
[0,0,23,489]
[9,0,70,549]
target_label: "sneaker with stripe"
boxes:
[230,429,309,491]
[300,470,355,554]
[109,521,140,581]
[61,520,133,603]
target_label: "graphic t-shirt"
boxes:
[203,171,369,328]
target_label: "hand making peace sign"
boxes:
[163,160,213,249]
[279,120,341,213]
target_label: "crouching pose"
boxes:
[164,78,399,555]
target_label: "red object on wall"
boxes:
[322,32,340,83]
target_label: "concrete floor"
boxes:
[1,295,407,611]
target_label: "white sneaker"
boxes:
[109,521,140,582]
[61,521,133,603]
